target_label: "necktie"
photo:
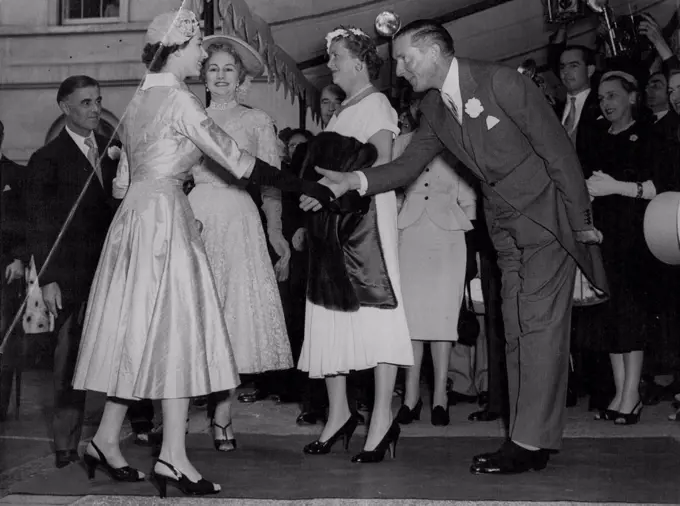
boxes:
[84,137,103,185]
[442,92,461,125]
[563,96,577,135]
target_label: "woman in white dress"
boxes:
[298,27,413,463]
[189,35,293,453]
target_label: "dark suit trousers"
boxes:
[0,281,24,420]
[52,303,86,452]
[487,196,576,450]
[479,247,508,417]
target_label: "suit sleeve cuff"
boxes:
[354,171,368,196]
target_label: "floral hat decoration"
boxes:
[325,26,372,53]
[145,7,200,47]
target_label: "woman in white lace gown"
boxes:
[188,35,292,452]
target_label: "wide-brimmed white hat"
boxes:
[202,34,265,78]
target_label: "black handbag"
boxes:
[457,281,480,346]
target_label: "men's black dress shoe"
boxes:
[468,409,501,422]
[470,442,550,475]
[55,449,80,469]
[431,405,450,426]
[447,391,478,405]
[237,389,269,403]
[472,439,513,465]
[296,409,328,426]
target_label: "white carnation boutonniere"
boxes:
[465,98,484,119]
[107,145,122,160]
[629,134,638,142]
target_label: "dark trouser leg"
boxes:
[348,369,374,412]
[128,399,155,434]
[0,332,21,421]
[491,212,576,451]
[480,247,507,416]
[52,308,86,452]
[0,281,23,420]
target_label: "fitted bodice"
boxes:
[112,76,256,199]
[192,102,280,189]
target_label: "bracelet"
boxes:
[636,182,643,199]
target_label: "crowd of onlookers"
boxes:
[2,10,680,446]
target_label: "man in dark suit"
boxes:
[305,19,607,474]
[550,40,603,171]
[0,120,27,421]
[24,76,120,468]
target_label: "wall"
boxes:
[0,0,305,163]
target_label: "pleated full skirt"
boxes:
[298,191,413,378]
[72,180,240,400]
[188,183,292,374]
[399,215,467,341]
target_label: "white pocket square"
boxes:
[2,184,11,192]
[486,116,500,130]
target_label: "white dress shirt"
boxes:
[440,57,463,124]
[654,110,669,123]
[561,88,591,130]
[65,124,96,160]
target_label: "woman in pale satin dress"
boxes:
[71,8,331,498]
[189,35,292,452]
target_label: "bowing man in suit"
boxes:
[25,76,120,468]
[305,19,608,474]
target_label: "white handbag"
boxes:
[22,255,54,334]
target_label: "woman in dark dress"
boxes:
[585,70,667,425]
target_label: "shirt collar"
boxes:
[141,72,182,90]
[441,57,461,99]
[65,124,94,143]
[655,109,669,122]
[567,88,591,101]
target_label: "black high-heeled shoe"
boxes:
[211,419,237,452]
[431,405,450,426]
[594,408,619,421]
[395,399,423,425]
[151,459,220,498]
[351,420,400,463]
[614,401,643,425]
[303,414,359,455]
[83,441,144,482]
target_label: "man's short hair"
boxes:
[57,75,100,104]
[560,45,595,67]
[394,19,455,57]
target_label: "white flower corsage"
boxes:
[325,27,370,52]
[464,98,484,119]
[107,145,122,160]
[629,134,638,142]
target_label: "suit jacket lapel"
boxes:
[57,128,105,194]
[428,95,485,181]
[458,60,482,165]
[95,134,116,194]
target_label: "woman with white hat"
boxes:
[71,7,332,497]
[189,34,293,453]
